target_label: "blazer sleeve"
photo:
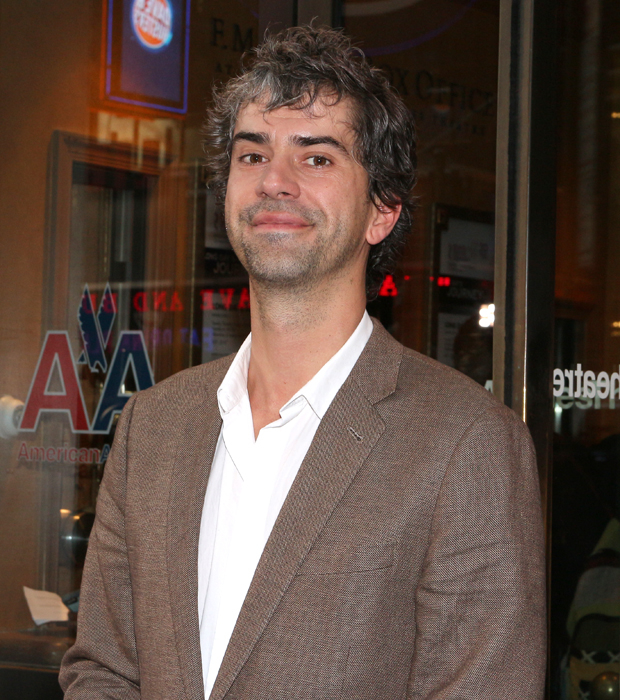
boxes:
[59,393,141,699]
[407,406,547,700]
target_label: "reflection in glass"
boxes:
[344,0,499,387]
[552,0,620,696]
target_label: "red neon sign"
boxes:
[379,275,398,297]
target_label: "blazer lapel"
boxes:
[209,322,403,700]
[166,360,233,700]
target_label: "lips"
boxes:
[251,212,310,228]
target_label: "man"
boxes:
[60,26,546,700]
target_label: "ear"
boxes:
[365,201,402,246]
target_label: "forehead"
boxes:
[233,97,356,143]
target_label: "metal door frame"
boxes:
[493,0,558,692]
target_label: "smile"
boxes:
[251,213,311,229]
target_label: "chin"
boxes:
[247,265,312,289]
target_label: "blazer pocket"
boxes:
[296,538,395,576]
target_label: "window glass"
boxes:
[344,0,498,383]
[551,1,620,696]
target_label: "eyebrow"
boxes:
[289,135,350,155]
[232,131,269,146]
[232,131,350,156]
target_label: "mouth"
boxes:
[251,212,311,230]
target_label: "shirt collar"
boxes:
[217,333,252,417]
[217,311,373,421]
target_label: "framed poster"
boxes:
[103,0,191,115]
[428,204,494,385]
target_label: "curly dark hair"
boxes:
[203,25,417,298]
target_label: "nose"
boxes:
[256,156,300,199]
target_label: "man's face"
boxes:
[224,97,384,291]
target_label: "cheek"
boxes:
[224,175,247,216]
[225,169,240,198]
[311,176,359,211]
[324,171,368,209]
[226,166,254,198]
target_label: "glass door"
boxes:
[550,0,620,696]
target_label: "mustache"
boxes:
[238,201,324,227]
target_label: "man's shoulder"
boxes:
[399,345,495,403]
[361,322,520,434]
[394,345,525,438]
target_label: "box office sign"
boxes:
[104,0,190,114]
[20,285,154,436]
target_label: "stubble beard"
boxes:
[226,200,363,292]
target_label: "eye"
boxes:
[305,155,331,167]
[240,153,266,164]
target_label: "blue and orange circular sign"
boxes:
[131,0,173,50]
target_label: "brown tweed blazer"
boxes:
[60,320,546,699]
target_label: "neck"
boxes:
[246,276,367,437]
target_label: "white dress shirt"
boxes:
[197,311,373,698]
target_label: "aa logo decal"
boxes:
[20,285,154,435]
